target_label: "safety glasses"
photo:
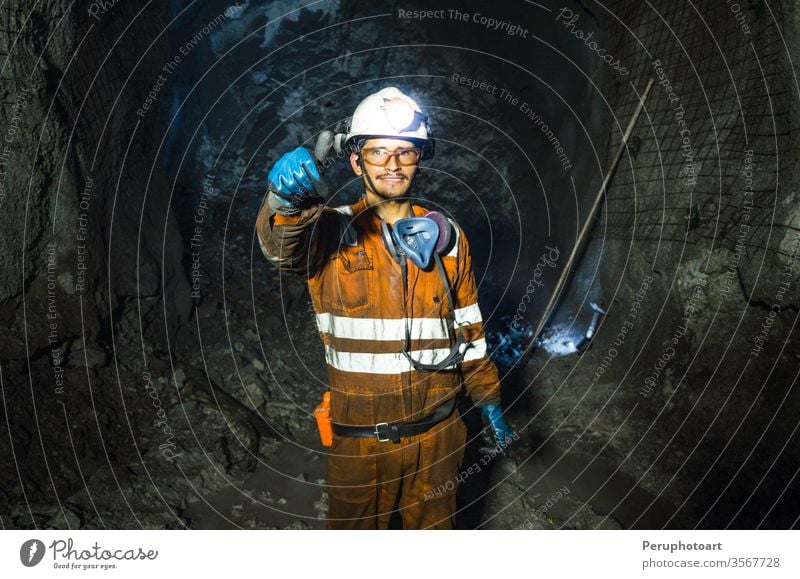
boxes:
[361,147,421,166]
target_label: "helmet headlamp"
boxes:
[383,97,417,132]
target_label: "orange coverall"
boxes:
[257,195,501,529]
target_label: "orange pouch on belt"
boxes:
[314,391,333,447]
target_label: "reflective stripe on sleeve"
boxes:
[454,303,483,326]
[445,218,459,258]
[463,337,487,361]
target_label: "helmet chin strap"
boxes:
[357,155,380,197]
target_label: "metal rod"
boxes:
[515,78,655,370]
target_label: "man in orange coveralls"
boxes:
[256,87,512,529]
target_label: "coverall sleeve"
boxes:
[255,194,339,277]
[452,225,502,407]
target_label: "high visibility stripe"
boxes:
[316,304,483,341]
[333,205,355,216]
[327,336,453,354]
[316,313,451,341]
[454,303,483,326]
[464,338,487,361]
[263,251,289,266]
[332,205,358,247]
[259,235,289,264]
[445,218,459,257]
[324,338,487,374]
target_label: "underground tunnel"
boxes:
[1,0,799,535]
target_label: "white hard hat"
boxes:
[344,87,433,159]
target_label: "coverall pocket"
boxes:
[420,411,467,500]
[328,246,372,312]
[327,436,377,504]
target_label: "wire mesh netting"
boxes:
[0,5,29,98]
[602,1,793,262]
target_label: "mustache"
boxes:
[377,173,407,179]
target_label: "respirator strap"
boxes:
[401,252,469,372]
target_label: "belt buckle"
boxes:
[374,422,391,442]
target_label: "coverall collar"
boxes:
[355,195,426,223]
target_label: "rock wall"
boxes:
[0,0,241,528]
[527,1,800,528]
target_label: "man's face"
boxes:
[350,137,419,199]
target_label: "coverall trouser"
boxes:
[326,409,467,529]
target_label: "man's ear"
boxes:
[349,152,362,176]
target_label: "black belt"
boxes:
[332,397,456,443]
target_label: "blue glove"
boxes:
[268,147,322,206]
[481,403,514,448]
